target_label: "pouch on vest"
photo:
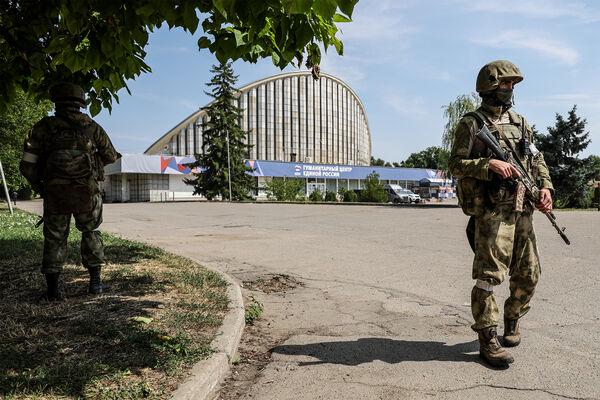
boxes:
[44,184,93,214]
[457,176,486,217]
[455,111,489,217]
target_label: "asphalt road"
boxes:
[19,201,600,399]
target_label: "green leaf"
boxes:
[295,23,314,47]
[132,28,149,46]
[333,13,352,23]
[231,29,245,47]
[109,73,121,89]
[89,100,101,117]
[314,0,337,19]
[136,4,156,17]
[271,51,281,66]
[75,37,91,52]
[182,3,200,34]
[213,0,228,18]
[337,0,359,18]
[282,0,313,14]
[198,36,211,49]
[332,37,343,54]
[130,316,153,324]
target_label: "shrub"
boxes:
[358,172,387,203]
[324,191,337,202]
[339,188,358,202]
[309,189,323,202]
[264,178,304,201]
[18,187,34,200]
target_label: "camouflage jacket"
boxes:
[20,110,119,191]
[449,103,553,206]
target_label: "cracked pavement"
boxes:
[19,201,600,399]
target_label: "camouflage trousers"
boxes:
[470,206,541,331]
[42,193,105,274]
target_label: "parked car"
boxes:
[385,184,421,204]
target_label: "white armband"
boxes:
[22,152,39,163]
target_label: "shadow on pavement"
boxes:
[272,337,482,366]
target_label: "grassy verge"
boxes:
[0,208,229,399]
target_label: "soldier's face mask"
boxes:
[495,88,514,106]
[482,88,514,109]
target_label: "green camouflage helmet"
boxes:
[49,83,86,107]
[476,60,523,93]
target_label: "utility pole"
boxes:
[0,158,14,215]
[226,129,232,202]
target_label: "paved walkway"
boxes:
[19,201,600,399]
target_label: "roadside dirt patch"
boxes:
[243,274,303,294]
[215,319,288,400]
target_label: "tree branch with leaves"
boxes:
[0,0,358,116]
[441,93,480,150]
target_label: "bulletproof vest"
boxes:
[43,116,95,185]
[467,110,534,206]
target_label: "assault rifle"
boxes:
[476,125,570,245]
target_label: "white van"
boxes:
[384,184,421,204]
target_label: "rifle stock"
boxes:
[475,126,570,245]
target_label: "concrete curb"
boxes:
[171,260,245,400]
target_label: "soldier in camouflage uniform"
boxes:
[449,61,554,367]
[20,83,120,300]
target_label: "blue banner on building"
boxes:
[245,160,443,181]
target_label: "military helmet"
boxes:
[476,60,523,93]
[49,83,86,107]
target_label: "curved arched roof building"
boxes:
[145,71,372,166]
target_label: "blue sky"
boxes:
[95,0,600,162]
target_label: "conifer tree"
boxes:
[186,63,254,201]
[535,105,595,208]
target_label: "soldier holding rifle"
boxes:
[449,60,560,368]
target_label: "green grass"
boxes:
[244,296,264,325]
[0,209,229,399]
[554,207,599,211]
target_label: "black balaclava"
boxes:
[54,101,82,115]
[481,88,514,111]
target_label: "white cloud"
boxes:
[473,30,580,65]
[320,53,369,84]
[337,0,417,42]
[521,93,600,109]
[133,92,199,111]
[385,93,428,116]
[317,0,418,89]
[177,99,198,111]
[545,93,593,101]
[460,0,600,23]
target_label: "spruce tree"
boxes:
[186,62,254,201]
[536,105,595,208]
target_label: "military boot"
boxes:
[477,327,514,367]
[88,266,110,294]
[43,273,64,301]
[503,318,521,347]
